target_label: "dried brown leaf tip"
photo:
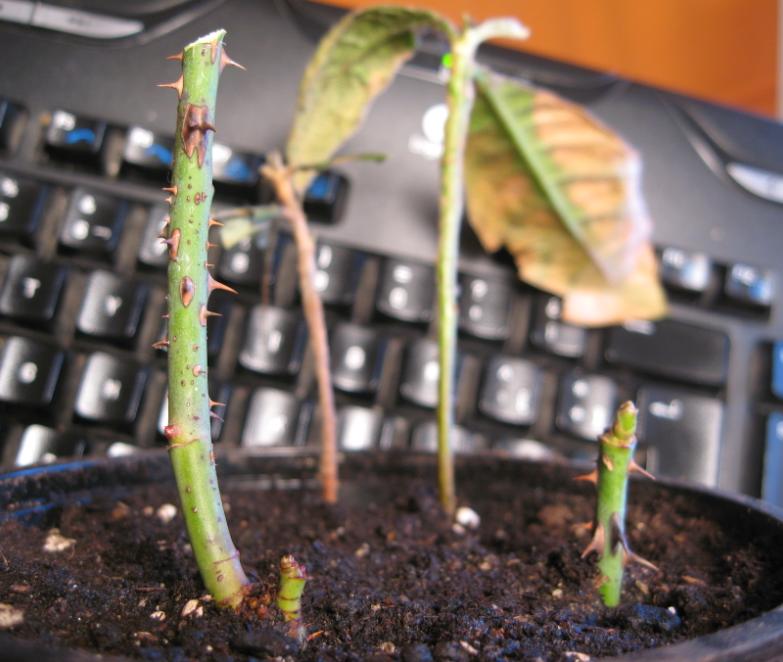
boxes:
[181,103,216,167]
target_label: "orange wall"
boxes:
[321,0,778,117]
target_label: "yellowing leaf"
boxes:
[465,72,666,326]
[287,7,453,192]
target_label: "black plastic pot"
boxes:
[1,449,783,661]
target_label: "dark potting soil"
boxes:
[1,459,782,661]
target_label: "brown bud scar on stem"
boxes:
[157,75,184,97]
[181,103,216,167]
[180,276,195,306]
[166,229,181,260]
[207,275,238,295]
[152,339,170,350]
[194,192,207,205]
[163,424,180,440]
[601,454,614,471]
[220,49,246,72]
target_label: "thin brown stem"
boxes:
[263,152,338,504]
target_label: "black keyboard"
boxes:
[0,0,782,506]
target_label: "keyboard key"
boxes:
[0,174,48,244]
[0,99,26,152]
[330,322,385,394]
[411,420,484,453]
[659,247,712,293]
[724,263,774,309]
[530,296,586,359]
[303,171,348,224]
[218,233,267,288]
[399,337,461,409]
[0,255,66,326]
[44,109,106,163]
[76,271,148,343]
[772,341,783,400]
[0,336,63,407]
[605,319,729,386]
[458,273,512,340]
[242,387,300,447]
[493,438,559,461]
[14,424,87,466]
[59,188,127,257]
[212,142,262,188]
[74,352,148,425]
[122,126,174,177]
[555,373,618,441]
[637,386,723,485]
[336,405,384,451]
[762,413,783,506]
[137,204,170,269]
[376,258,434,323]
[479,356,541,426]
[312,241,364,307]
[238,304,306,376]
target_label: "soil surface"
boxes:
[1,458,782,661]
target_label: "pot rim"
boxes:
[1,448,782,662]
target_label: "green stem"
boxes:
[163,30,249,608]
[436,18,529,515]
[277,555,309,622]
[582,401,655,607]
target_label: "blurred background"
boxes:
[326,0,779,117]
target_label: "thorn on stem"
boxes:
[166,229,181,260]
[180,276,195,307]
[581,522,605,559]
[220,49,246,72]
[157,75,184,97]
[629,460,655,480]
[207,274,238,295]
[574,469,598,484]
[152,338,169,350]
[165,52,183,62]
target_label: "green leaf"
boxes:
[465,72,667,326]
[286,6,454,192]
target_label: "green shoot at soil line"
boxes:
[580,401,656,606]
[277,554,309,639]
[160,29,249,608]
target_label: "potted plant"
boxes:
[1,9,783,662]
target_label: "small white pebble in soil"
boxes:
[156,503,177,524]
[150,610,166,622]
[552,588,563,599]
[564,652,591,661]
[354,542,370,558]
[370,603,381,612]
[43,528,75,553]
[451,523,466,536]
[0,604,24,629]
[10,583,30,594]
[138,598,148,608]
[479,560,493,571]
[205,645,213,653]
[379,642,396,653]
[456,506,480,529]
[181,599,203,618]
[460,640,479,655]
[142,506,154,516]
[668,606,678,615]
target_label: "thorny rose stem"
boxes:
[579,401,657,607]
[263,153,338,504]
[159,29,249,607]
